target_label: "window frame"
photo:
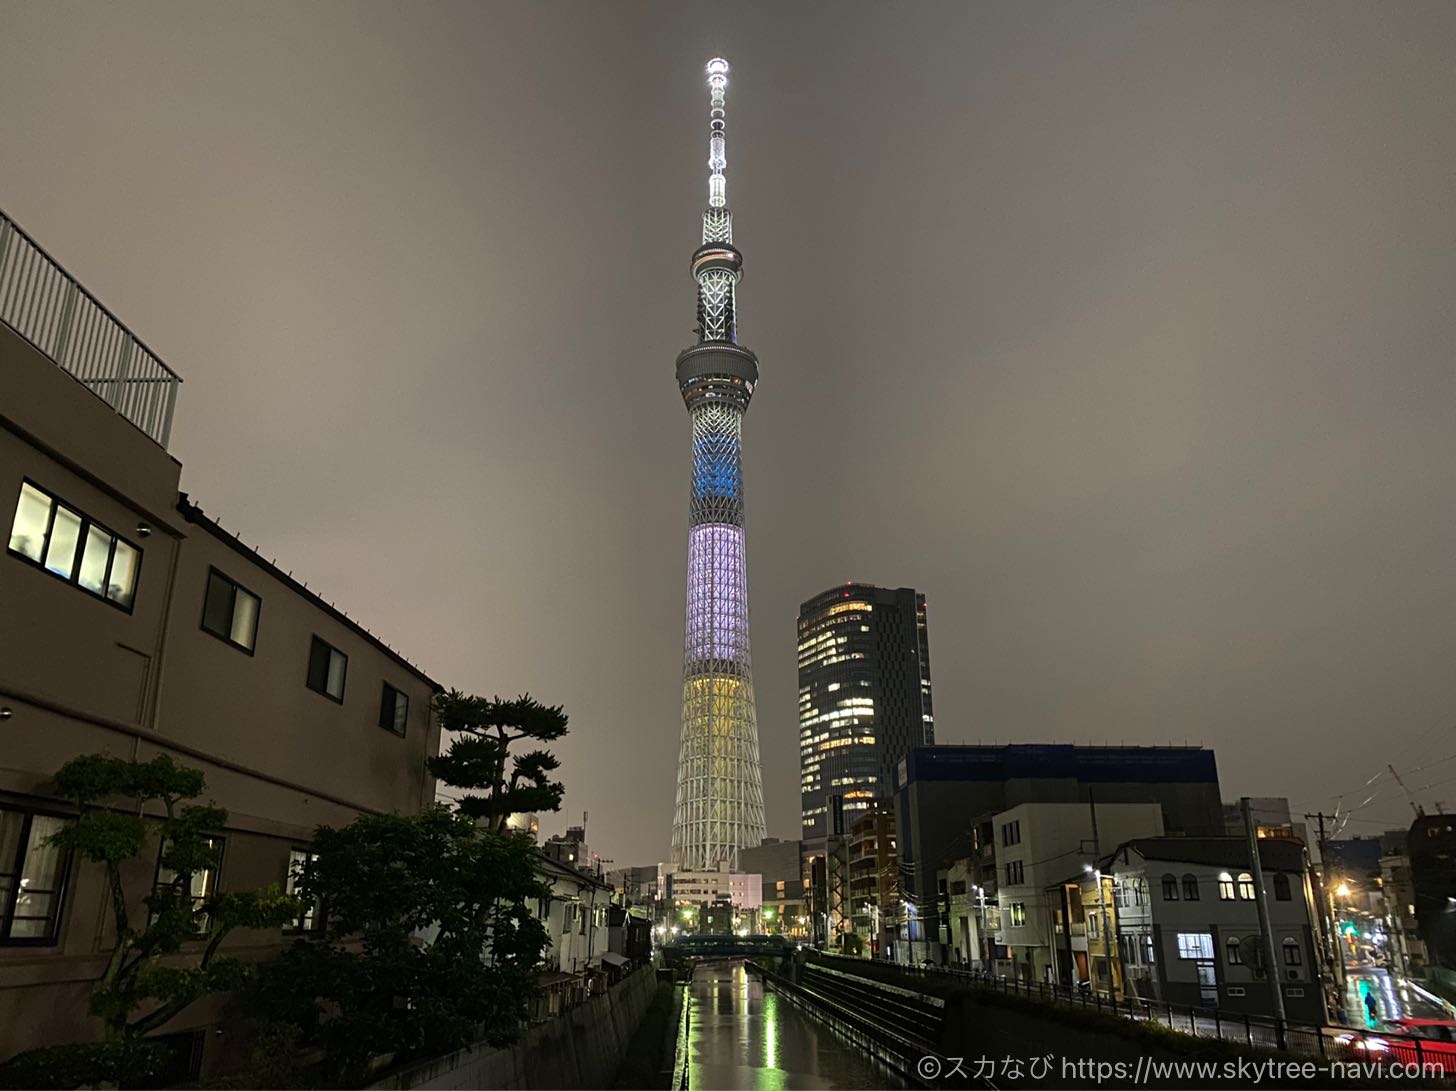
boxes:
[0,802,73,947]
[6,479,142,613]
[1217,872,1236,901]
[286,847,324,934]
[1176,932,1214,960]
[306,635,348,703]
[1227,936,1243,964]
[1282,938,1302,966]
[151,835,224,936]
[1272,872,1292,901]
[379,683,409,738]
[199,566,261,654]
[1161,874,1180,901]
[1182,874,1200,901]
[1237,872,1256,901]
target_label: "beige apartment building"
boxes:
[0,210,441,1080]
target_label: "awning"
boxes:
[600,952,629,967]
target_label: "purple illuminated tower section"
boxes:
[670,58,765,871]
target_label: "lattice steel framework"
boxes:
[670,58,766,871]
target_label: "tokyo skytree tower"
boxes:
[670,58,766,871]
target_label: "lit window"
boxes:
[0,807,68,943]
[379,683,409,737]
[306,636,348,702]
[201,568,261,653]
[1218,872,1236,901]
[1176,933,1214,960]
[7,481,141,609]
[154,837,222,934]
[287,848,322,931]
[1008,903,1027,927]
[1237,873,1255,901]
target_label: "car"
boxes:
[1379,1021,1456,1075]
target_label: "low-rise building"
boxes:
[738,838,808,937]
[0,208,441,1081]
[1094,837,1323,1024]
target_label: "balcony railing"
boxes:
[0,209,180,448]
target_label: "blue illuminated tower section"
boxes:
[670,58,766,871]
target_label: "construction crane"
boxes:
[1388,764,1427,818]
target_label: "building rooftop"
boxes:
[1111,836,1305,873]
[0,208,181,449]
[899,743,1219,787]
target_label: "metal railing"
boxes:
[0,209,180,448]
[816,952,1456,1081]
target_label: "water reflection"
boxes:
[685,960,901,1090]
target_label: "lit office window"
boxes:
[201,569,261,652]
[1176,933,1214,960]
[306,637,348,702]
[7,481,141,609]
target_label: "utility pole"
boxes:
[1089,788,1115,999]
[1244,797,1287,1038]
[1306,811,1347,1004]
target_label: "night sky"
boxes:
[3,2,1453,865]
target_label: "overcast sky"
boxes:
[3,2,1454,864]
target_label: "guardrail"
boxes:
[0,209,180,448]
[816,952,1456,1080]
[748,960,957,1088]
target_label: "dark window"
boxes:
[1273,873,1292,901]
[1005,860,1024,885]
[286,848,322,932]
[1282,938,1302,966]
[1227,937,1242,964]
[307,636,347,702]
[1002,821,1021,847]
[379,683,409,737]
[1182,874,1200,901]
[200,568,260,652]
[7,480,141,610]
[0,806,69,943]
[153,836,222,934]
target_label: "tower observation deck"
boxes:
[670,58,766,871]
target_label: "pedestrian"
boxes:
[1363,989,1379,1025]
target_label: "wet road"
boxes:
[681,960,903,1090]
[1344,966,1455,1029]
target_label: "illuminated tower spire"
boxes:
[670,57,766,871]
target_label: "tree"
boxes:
[427,692,568,832]
[0,754,297,1090]
[246,807,549,1087]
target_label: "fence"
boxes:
[815,952,1455,1079]
[0,209,180,448]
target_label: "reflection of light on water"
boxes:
[764,993,779,1069]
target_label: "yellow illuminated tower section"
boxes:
[670,58,766,871]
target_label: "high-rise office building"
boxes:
[798,584,934,839]
[669,59,766,871]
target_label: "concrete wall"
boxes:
[370,966,658,1091]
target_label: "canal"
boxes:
[679,960,905,1090]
